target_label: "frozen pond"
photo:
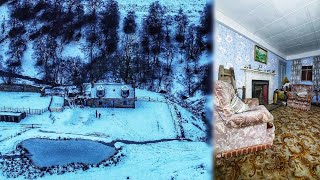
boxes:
[20,138,116,167]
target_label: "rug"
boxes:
[214,106,320,179]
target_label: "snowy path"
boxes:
[38,129,110,139]
[173,104,185,138]
[166,100,186,139]
[36,129,191,145]
[0,128,33,143]
[108,138,191,145]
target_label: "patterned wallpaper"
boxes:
[287,57,313,86]
[215,23,286,96]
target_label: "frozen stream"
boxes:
[20,138,116,167]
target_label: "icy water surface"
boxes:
[20,138,116,167]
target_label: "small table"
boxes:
[277,90,288,106]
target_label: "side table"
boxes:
[277,90,288,106]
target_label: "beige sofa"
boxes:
[287,84,312,111]
[214,80,275,158]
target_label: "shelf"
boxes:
[241,67,276,75]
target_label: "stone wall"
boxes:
[0,84,42,93]
[86,98,135,108]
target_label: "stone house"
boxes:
[83,83,135,108]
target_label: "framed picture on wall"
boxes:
[254,45,268,64]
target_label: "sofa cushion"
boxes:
[214,81,236,120]
[226,105,274,128]
[297,91,308,97]
[243,98,259,107]
[230,96,249,113]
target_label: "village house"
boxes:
[82,83,135,108]
[40,83,136,108]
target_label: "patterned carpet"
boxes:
[214,106,320,179]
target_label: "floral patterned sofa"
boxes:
[287,84,313,111]
[214,80,275,158]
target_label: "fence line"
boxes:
[0,106,48,115]
[135,96,166,103]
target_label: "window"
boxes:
[301,66,313,81]
[97,90,104,96]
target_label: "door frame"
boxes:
[278,60,287,88]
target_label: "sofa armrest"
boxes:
[287,92,295,99]
[307,95,312,102]
[226,106,273,128]
[243,98,259,107]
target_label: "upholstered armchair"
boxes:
[214,80,275,158]
[287,84,313,111]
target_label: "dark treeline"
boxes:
[0,0,212,97]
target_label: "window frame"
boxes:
[301,65,313,81]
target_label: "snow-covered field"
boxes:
[50,96,64,109]
[0,92,50,109]
[26,101,177,141]
[45,141,211,180]
[0,90,211,179]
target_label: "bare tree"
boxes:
[175,8,188,63]
[121,11,138,83]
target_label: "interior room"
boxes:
[214,0,320,179]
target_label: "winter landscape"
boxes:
[0,0,212,179]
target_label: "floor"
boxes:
[264,103,283,111]
[215,105,320,179]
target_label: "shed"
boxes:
[0,112,27,123]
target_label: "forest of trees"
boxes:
[0,0,212,97]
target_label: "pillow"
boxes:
[230,96,249,113]
[297,91,308,97]
[283,83,291,91]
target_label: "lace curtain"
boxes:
[291,59,302,84]
[313,56,320,91]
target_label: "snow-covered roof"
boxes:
[97,85,105,91]
[64,86,81,94]
[0,112,23,116]
[121,86,129,91]
[44,88,65,95]
[83,83,135,99]
[44,86,81,95]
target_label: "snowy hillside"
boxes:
[0,0,212,178]
[117,0,206,20]
[0,2,213,135]
[0,92,50,109]
[0,0,211,98]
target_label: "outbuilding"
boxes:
[0,112,27,123]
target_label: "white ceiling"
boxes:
[216,0,320,59]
